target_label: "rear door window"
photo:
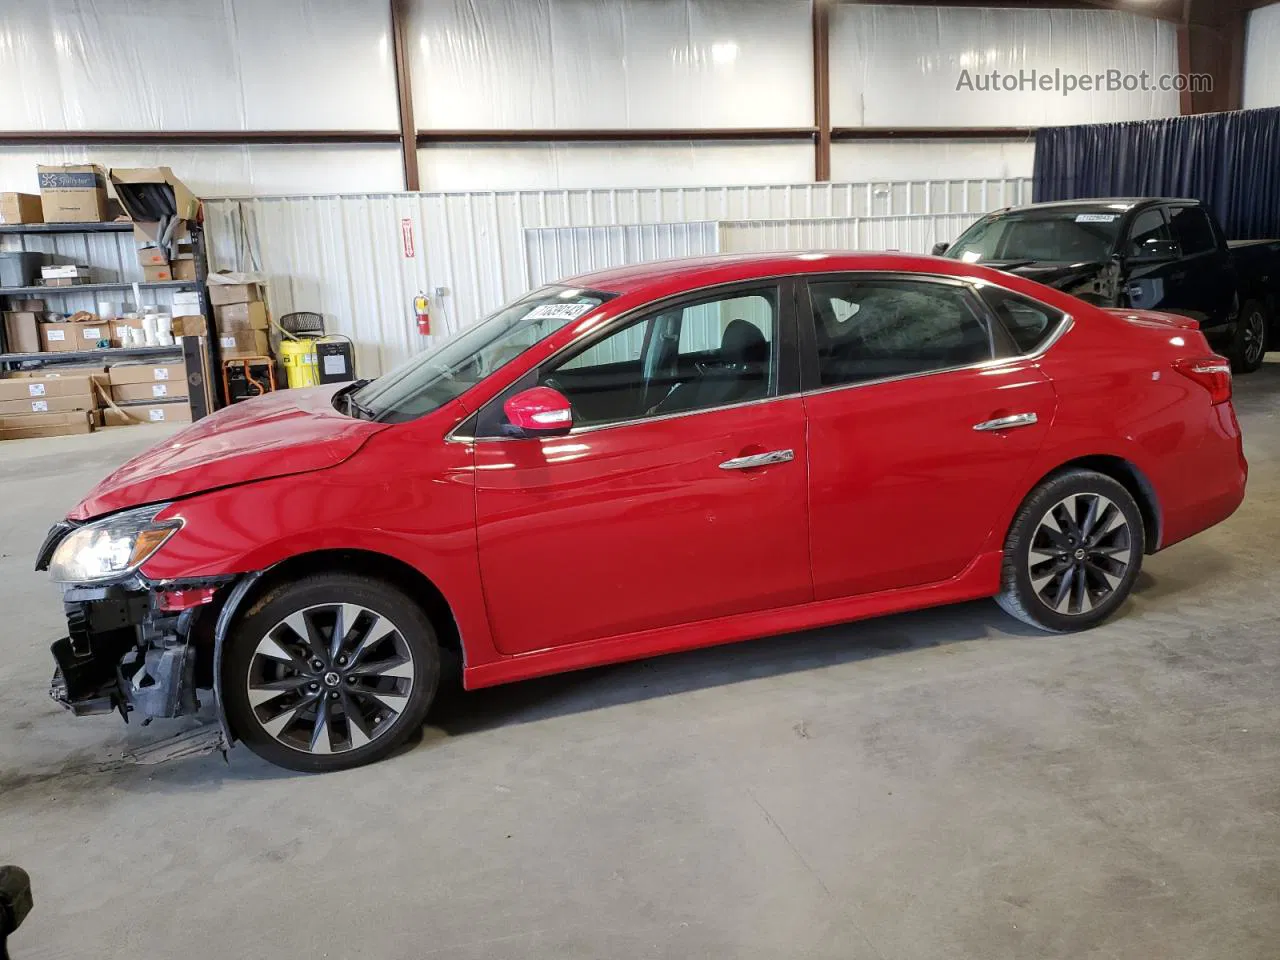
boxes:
[1167,206,1217,256]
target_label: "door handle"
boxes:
[973,413,1038,433]
[719,449,795,471]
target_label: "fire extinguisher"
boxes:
[414,293,431,336]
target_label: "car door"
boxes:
[800,274,1059,600]
[1165,205,1236,339]
[472,281,812,656]
[1123,206,1184,315]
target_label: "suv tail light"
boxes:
[1172,357,1232,405]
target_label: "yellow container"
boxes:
[279,338,320,388]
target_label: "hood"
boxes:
[990,260,1107,291]
[70,384,389,521]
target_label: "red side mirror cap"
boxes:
[503,386,574,437]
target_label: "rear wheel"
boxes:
[996,470,1144,633]
[1229,299,1268,374]
[223,573,439,772]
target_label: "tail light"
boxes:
[1172,357,1232,405]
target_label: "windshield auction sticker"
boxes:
[526,303,595,321]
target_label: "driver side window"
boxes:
[540,286,779,428]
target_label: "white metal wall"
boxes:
[525,222,720,287]
[1244,4,1280,109]
[204,177,1026,377]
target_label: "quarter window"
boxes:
[981,288,1065,354]
[538,286,779,428]
[808,279,994,387]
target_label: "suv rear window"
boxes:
[981,288,1065,354]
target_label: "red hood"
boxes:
[70,385,389,521]
[1103,308,1201,331]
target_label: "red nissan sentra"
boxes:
[37,253,1247,772]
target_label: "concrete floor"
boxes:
[2,370,1279,960]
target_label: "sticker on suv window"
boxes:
[1075,214,1119,223]
[525,303,595,321]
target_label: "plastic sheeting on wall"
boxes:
[0,145,404,198]
[832,141,1036,184]
[830,5,1180,128]
[418,141,815,191]
[0,0,398,131]
[1244,5,1280,109]
[408,0,813,129]
[203,176,1031,378]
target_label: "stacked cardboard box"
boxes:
[0,373,97,440]
[102,361,192,427]
[37,164,109,223]
[211,283,270,359]
[40,319,111,352]
[3,298,44,353]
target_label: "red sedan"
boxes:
[38,253,1247,772]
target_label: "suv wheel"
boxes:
[1230,299,1269,374]
[223,573,440,772]
[995,470,1145,633]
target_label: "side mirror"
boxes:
[0,866,33,950]
[503,386,573,438]
[1130,239,1179,262]
[931,241,951,257]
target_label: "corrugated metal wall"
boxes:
[204,176,1029,377]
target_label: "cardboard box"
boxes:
[214,301,268,331]
[0,394,94,416]
[172,291,202,312]
[101,401,192,427]
[39,322,84,353]
[171,240,196,261]
[3,312,40,353]
[172,315,208,338]
[42,277,92,288]
[10,299,45,312]
[208,283,263,306]
[137,247,169,267]
[111,317,146,347]
[111,381,182,403]
[108,362,186,386]
[0,410,94,440]
[171,259,197,282]
[37,164,109,223]
[219,329,270,359]
[76,322,109,348]
[109,168,200,223]
[0,374,95,402]
[142,263,173,282]
[0,193,43,225]
[40,264,91,280]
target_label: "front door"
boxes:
[473,282,812,656]
[801,275,1058,599]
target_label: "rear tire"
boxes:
[223,573,440,773]
[1229,299,1268,374]
[995,470,1144,633]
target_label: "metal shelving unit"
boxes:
[0,219,222,420]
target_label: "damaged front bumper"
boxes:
[47,577,233,724]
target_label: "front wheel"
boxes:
[1229,299,1269,374]
[995,470,1145,633]
[223,573,440,772]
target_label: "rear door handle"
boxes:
[720,449,795,471]
[974,413,1038,433]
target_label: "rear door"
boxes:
[800,275,1059,600]
[472,281,812,655]
[1165,205,1236,339]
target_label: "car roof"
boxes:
[996,198,1202,215]
[562,251,1005,297]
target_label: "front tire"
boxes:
[223,573,440,773]
[1229,299,1268,374]
[995,470,1144,633]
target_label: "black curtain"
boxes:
[1033,108,1280,241]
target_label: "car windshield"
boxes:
[344,285,616,424]
[946,210,1126,264]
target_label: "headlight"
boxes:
[48,504,182,584]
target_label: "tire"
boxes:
[995,470,1145,633]
[1229,299,1269,374]
[223,573,440,773]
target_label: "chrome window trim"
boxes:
[444,269,1076,444]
